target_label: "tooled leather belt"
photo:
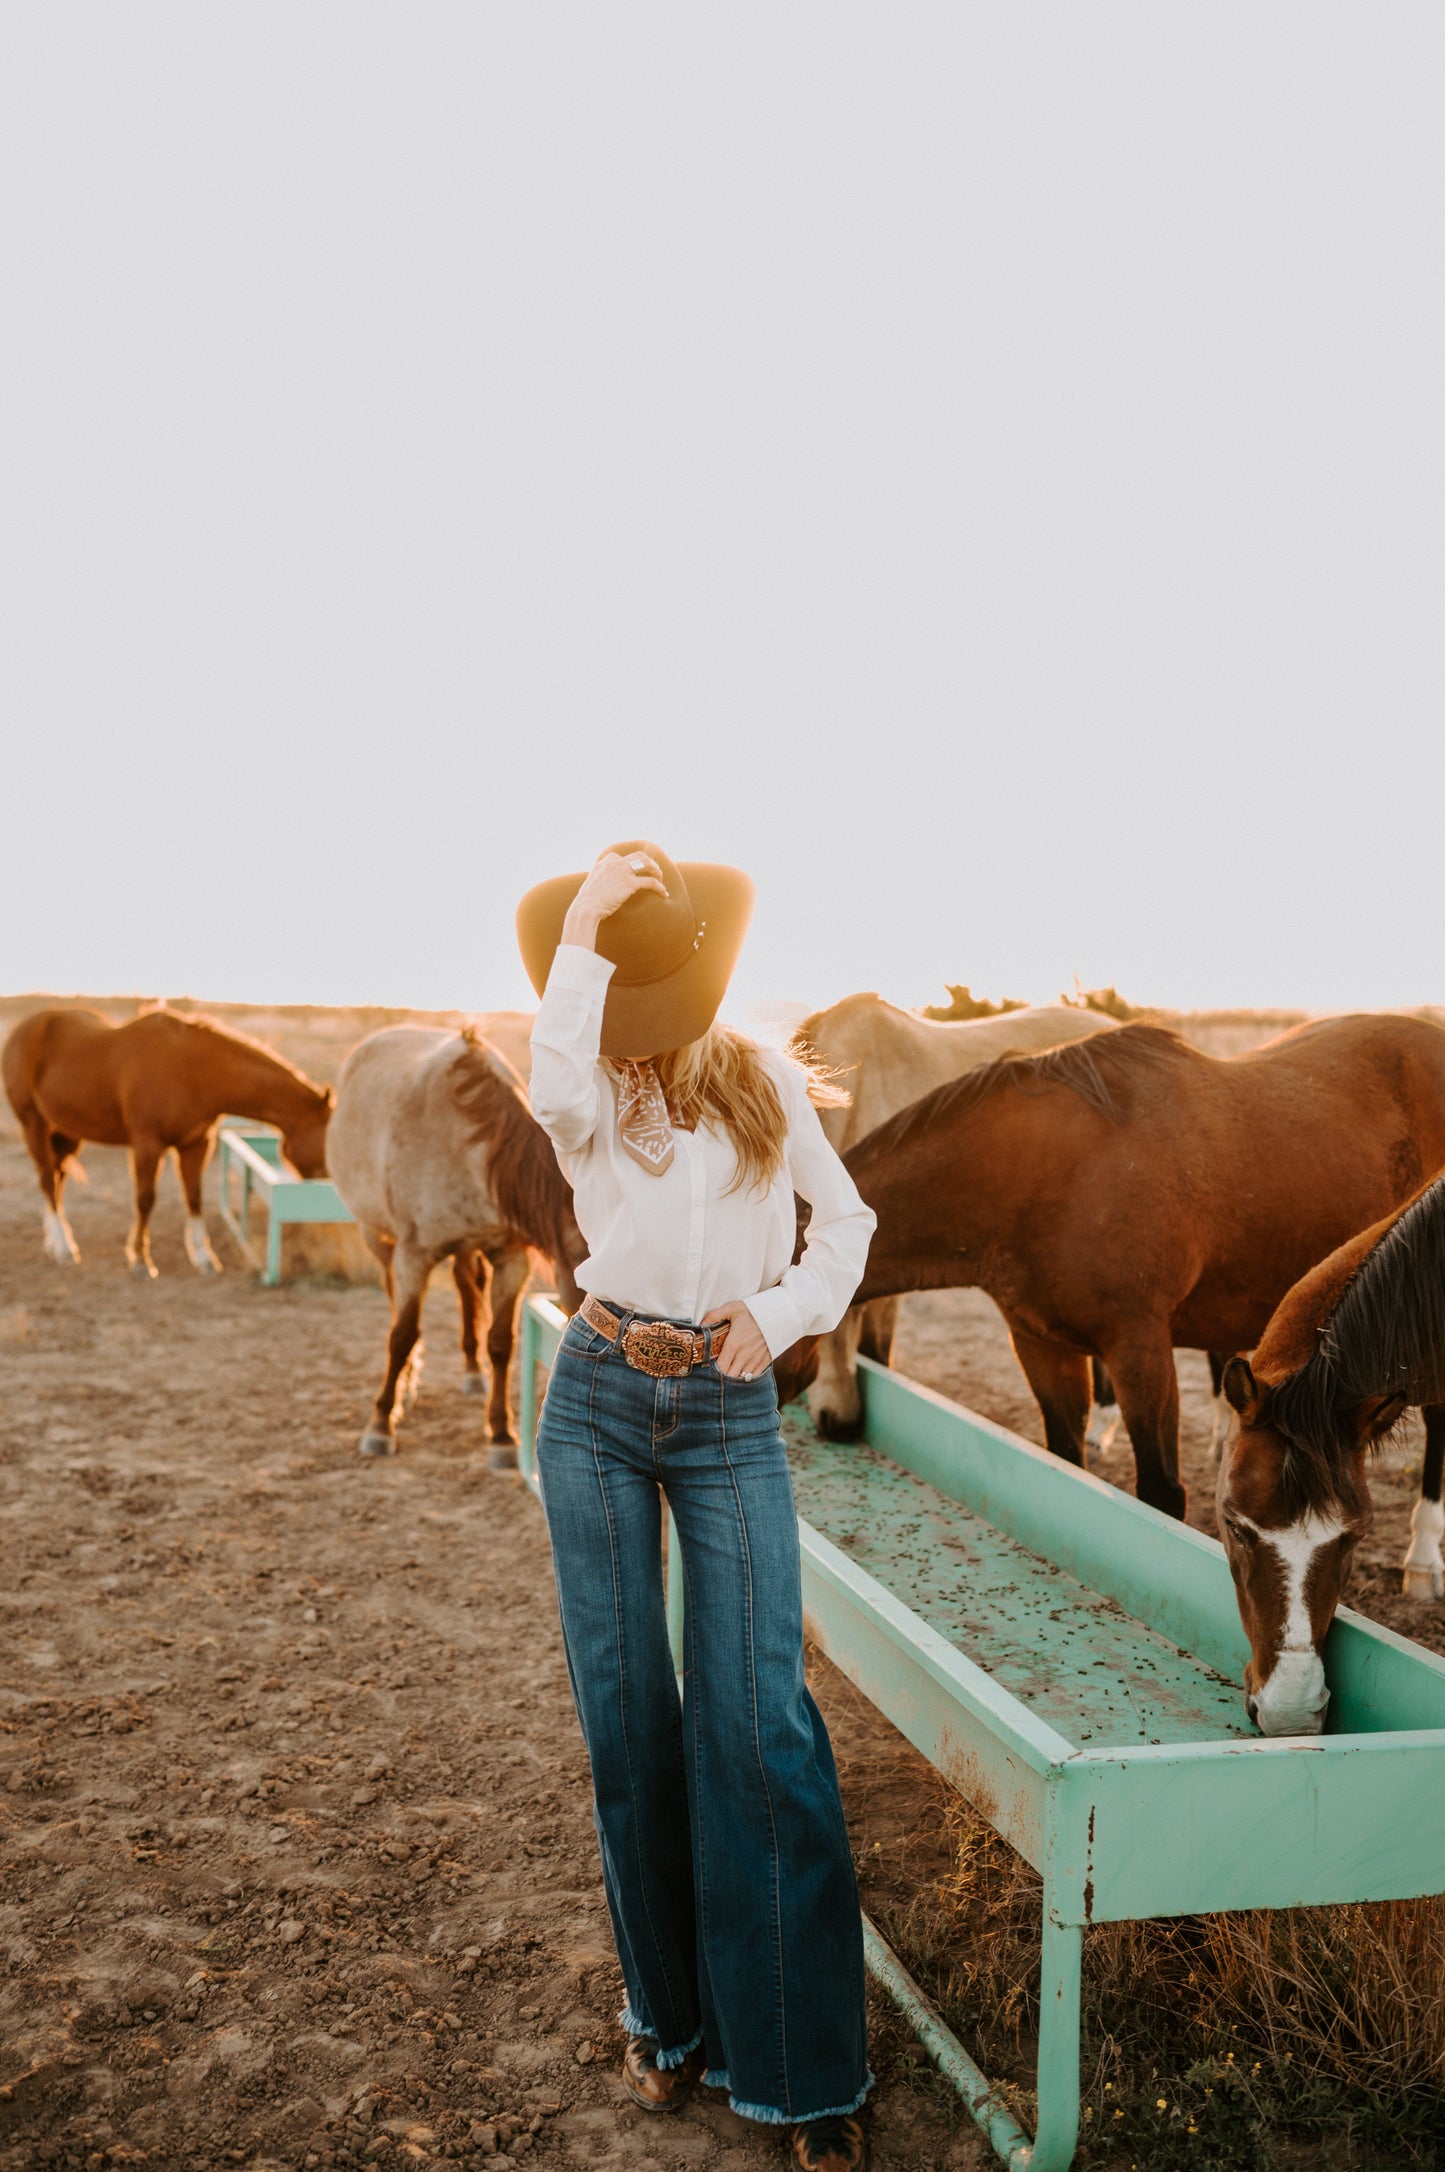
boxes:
[581,1293,729,1377]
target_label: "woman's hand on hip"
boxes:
[701,1301,772,1380]
[561,850,668,949]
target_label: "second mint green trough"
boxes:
[216,1118,355,1285]
[518,1296,1445,2172]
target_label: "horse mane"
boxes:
[152,1007,329,1101]
[854,1022,1192,1158]
[449,1029,576,1264]
[1263,1173,1445,1515]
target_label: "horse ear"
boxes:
[1351,1390,1408,1447]
[1222,1355,1261,1420]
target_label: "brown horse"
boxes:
[326,1024,582,1465]
[789,993,1117,1438]
[800,1013,1445,1522]
[1217,1173,1445,1733]
[3,1006,333,1277]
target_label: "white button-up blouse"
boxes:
[528,945,877,1358]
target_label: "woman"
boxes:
[516,842,877,2172]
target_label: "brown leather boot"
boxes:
[621,2034,704,2113]
[790,2111,870,2170]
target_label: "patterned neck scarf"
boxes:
[615,1060,676,1175]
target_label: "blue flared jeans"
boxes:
[535,1307,872,2127]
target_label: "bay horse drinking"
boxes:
[1217,1172,1445,1733]
[326,1025,582,1465]
[807,1013,1445,1525]
[3,1006,333,1276]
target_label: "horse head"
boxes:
[1216,1354,1400,1736]
[283,1085,335,1180]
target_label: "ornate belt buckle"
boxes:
[622,1320,694,1377]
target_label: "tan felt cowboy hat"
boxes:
[516,841,754,1061]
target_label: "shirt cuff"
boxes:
[742,1284,806,1363]
[545,944,617,994]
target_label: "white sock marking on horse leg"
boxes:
[42,1204,79,1263]
[1402,1496,1445,1601]
[1246,1510,1341,1734]
[1209,1395,1229,1464]
[185,1215,221,1274]
[1085,1401,1121,1453]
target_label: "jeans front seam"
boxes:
[586,1350,685,2038]
[717,1375,791,2111]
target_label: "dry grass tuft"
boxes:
[878,1795,1445,2157]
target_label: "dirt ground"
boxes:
[3,998,1442,2172]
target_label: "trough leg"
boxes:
[1026,1917,1082,2172]
[264,1198,284,1286]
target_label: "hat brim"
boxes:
[516,863,755,1060]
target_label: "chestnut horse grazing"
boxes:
[326,1025,582,1466]
[823,1013,1445,1521]
[3,1006,333,1276]
[1217,1173,1445,1734]
[790,994,1117,1439]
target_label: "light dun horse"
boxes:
[3,1006,333,1276]
[1218,1172,1445,1733]
[803,1013,1445,1526]
[327,1025,582,1466]
[789,994,1118,1437]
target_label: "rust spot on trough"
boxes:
[1083,1805,1097,1922]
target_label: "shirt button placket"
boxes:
[684,1131,707,1323]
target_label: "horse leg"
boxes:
[16,1105,81,1264]
[1008,1327,1092,1468]
[482,1245,531,1468]
[453,1248,490,1395]
[1104,1336,1187,1519]
[806,1310,867,1440]
[125,1137,165,1279]
[177,1134,222,1275]
[1207,1350,1234,1465]
[857,1296,899,1367]
[1402,1406,1445,1602]
[1085,1357,1121,1453]
[359,1246,432,1457]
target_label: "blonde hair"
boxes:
[618,1027,849,1196]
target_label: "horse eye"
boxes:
[1223,1513,1255,1547]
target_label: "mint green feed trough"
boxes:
[518,1296,1445,2171]
[216,1118,355,1284]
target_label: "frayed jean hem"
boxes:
[617,2007,702,2070]
[701,2068,875,2126]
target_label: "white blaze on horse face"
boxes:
[1243,1509,1343,1736]
[1402,1495,1445,1602]
[42,1203,80,1264]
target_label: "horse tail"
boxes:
[450,1031,578,1268]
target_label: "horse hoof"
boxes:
[460,1372,486,1397]
[1402,1565,1443,1602]
[128,1257,159,1281]
[487,1445,519,1473]
[358,1431,398,1458]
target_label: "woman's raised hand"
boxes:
[562,850,669,949]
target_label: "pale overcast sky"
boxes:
[2,6,1441,1019]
